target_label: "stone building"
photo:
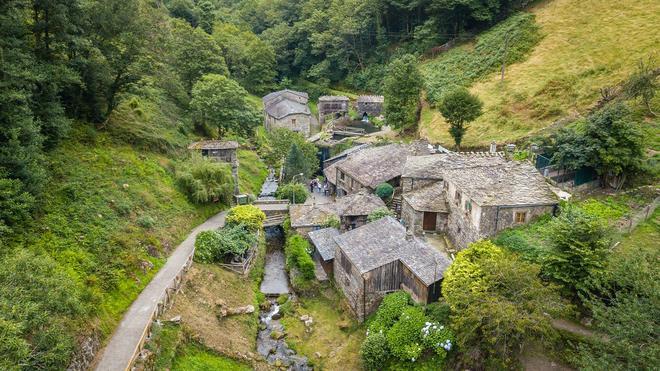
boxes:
[188,140,240,194]
[289,203,337,237]
[331,143,429,196]
[262,89,312,137]
[401,182,449,234]
[356,95,384,119]
[308,227,340,276]
[318,95,349,124]
[333,217,452,322]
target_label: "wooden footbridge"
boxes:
[254,199,289,227]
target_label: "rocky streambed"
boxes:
[256,300,310,370]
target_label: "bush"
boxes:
[361,332,389,370]
[276,183,308,204]
[225,205,265,232]
[424,301,451,324]
[194,224,257,263]
[369,291,411,333]
[284,235,315,280]
[0,176,35,242]
[321,215,340,229]
[176,156,233,204]
[386,306,427,361]
[137,215,156,229]
[420,321,454,359]
[367,207,395,222]
[375,183,394,200]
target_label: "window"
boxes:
[515,212,527,223]
[291,119,297,125]
[339,171,345,181]
[455,190,461,205]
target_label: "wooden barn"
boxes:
[333,216,452,322]
[308,227,340,276]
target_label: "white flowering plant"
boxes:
[421,321,455,359]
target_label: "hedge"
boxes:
[284,234,315,280]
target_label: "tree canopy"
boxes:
[383,54,424,130]
[439,88,483,149]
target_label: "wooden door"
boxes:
[423,212,437,231]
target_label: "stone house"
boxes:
[322,144,371,194]
[308,227,340,276]
[356,95,384,118]
[262,89,312,137]
[401,182,449,234]
[331,143,429,196]
[318,95,349,124]
[289,203,337,237]
[187,140,240,194]
[333,217,452,322]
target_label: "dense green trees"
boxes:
[175,156,234,205]
[383,55,424,130]
[439,88,484,149]
[258,128,320,178]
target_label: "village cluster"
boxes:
[191,89,561,322]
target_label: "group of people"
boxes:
[309,178,329,195]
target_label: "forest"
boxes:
[0,0,658,369]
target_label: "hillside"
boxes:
[419,0,660,147]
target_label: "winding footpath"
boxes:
[93,211,228,371]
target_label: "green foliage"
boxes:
[225,205,266,232]
[284,144,311,183]
[424,301,452,324]
[172,343,252,371]
[367,207,395,223]
[423,13,542,104]
[420,321,454,359]
[321,215,341,229]
[386,306,427,361]
[622,58,658,115]
[284,234,315,280]
[190,74,261,137]
[439,88,484,149]
[176,156,234,205]
[575,213,659,369]
[383,54,424,130]
[443,240,567,367]
[369,291,411,333]
[194,224,257,263]
[361,331,389,370]
[276,183,308,204]
[0,177,35,244]
[260,128,319,179]
[374,183,395,200]
[542,205,610,298]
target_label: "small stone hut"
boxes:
[401,182,449,234]
[289,203,337,237]
[262,89,312,137]
[188,140,239,194]
[335,191,387,230]
[356,95,384,118]
[333,217,452,322]
[308,227,340,276]
[318,95,349,124]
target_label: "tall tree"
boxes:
[284,143,311,183]
[439,88,483,149]
[383,54,424,130]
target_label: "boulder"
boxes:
[168,315,182,324]
[271,312,282,320]
[270,331,285,340]
[227,305,255,315]
[299,315,310,322]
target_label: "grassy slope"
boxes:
[238,149,268,195]
[419,0,660,147]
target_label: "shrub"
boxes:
[369,291,411,333]
[0,176,35,242]
[367,207,395,222]
[284,234,315,280]
[225,205,265,232]
[194,230,222,263]
[361,332,389,370]
[137,215,156,229]
[194,224,257,263]
[176,156,233,204]
[375,183,394,200]
[321,215,340,229]
[420,321,454,359]
[276,183,308,204]
[386,306,427,361]
[424,301,451,324]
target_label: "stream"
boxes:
[256,227,311,370]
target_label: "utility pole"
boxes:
[501,32,512,82]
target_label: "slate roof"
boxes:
[402,153,506,179]
[336,143,428,189]
[319,95,349,102]
[262,89,309,105]
[335,191,386,216]
[308,227,340,262]
[357,95,384,103]
[334,217,452,285]
[264,96,311,119]
[402,182,449,212]
[323,160,342,186]
[443,161,558,206]
[187,140,239,150]
[289,203,337,228]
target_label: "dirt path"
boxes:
[93,211,228,371]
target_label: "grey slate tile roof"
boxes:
[334,217,452,285]
[289,203,337,228]
[402,154,506,179]
[264,96,311,119]
[187,140,239,150]
[336,144,429,189]
[319,95,349,101]
[402,182,449,212]
[357,95,384,103]
[262,89,309,105]
[308,227,340,261]
[335,191,386,216]
[444,161,558,206]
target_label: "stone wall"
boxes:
[265,113,312,137]
[333,249,364,320]
[335,170,366,195]
[401,177,438,193]
[479,204,555,237]
[401,199,448,235]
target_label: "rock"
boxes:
[304,319,313,327]
[216,299,227,307]
[226,305,255,315]
[168,315,182,324]
[274,359,283,367]
[329,351,336,358]
[260,301,272,311]
[299,315,310,322]
[122,183,129,189]
[270,331,285,340]
[139,260,154,273]
[337,320,350,330]
[272,312,282,320]
[314,352,322,359]
[259,323,267,331]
